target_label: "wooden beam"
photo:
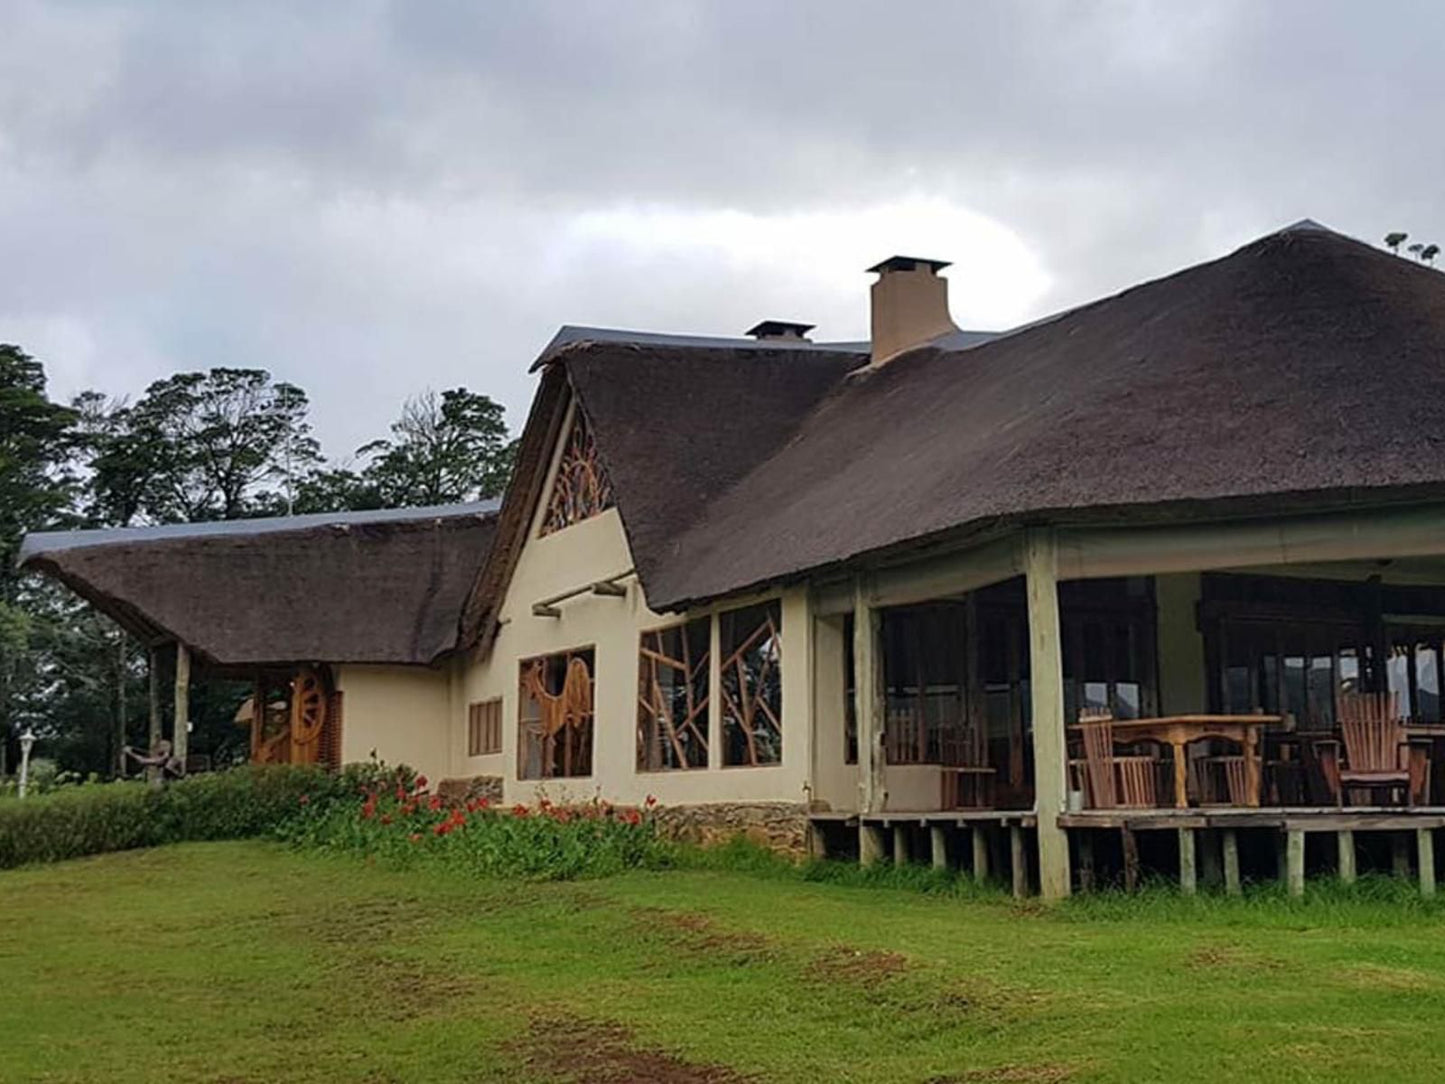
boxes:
[893,824,909,867]
[1057,503,1445,582]
[812,535,1021,616]
[147,646,162,753]
[1023,529,1070,900]
[1286,829,1306,897]
[173,642,190,765]
[930,825,949,871]
[859,824,885,867]
[1419,829,1437,898]
[1392,832,1411,878]
[852,578,886,814]
[972,826,990,885]
[1010,826,1028,899]
[1222,829,1241,896]
[1179,827,1197,896]
[1122,827,1140,893]
[1337,830,1357,885]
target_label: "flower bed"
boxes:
[282,770,673,881]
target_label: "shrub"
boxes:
[0,765,355,869]
[282,778,675,881]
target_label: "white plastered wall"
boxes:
[336,664,452,785]
[450,400,815,808]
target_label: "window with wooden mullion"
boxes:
[637,618,711,771]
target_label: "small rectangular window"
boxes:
[468,698,502,756]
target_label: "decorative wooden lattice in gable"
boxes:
[540,407,614,535]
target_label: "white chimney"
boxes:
[868,256,957,366]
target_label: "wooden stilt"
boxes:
[1274,831,1287,880]
[893,824,909,867]
[1199,830,1222,888]
[1392,833,1411,878]
[1222,829,1241,897]
[114,632,127,777]
[807,824,828,861]
[172,642,190,765]
[1286,829,1305,897]
[1337,830,1356,885]
[1023,530,1070,900]
[971,826,990,885]
[147,647,162,753]
[1178,827,1197,896]
[1010,826,1028,899]
[859,824,885,867]
[930,825,949,871]
[1122,826,1140,893]
[1419,829,1437,898]
[1077,831,1096,893]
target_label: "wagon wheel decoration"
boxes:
[289,667,328,754]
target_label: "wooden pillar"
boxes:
[1122,826,1140,893]
[859,824,885,867]
[807,823,828,861]
[1419,829,1437,898]
[1023,529,1070,900]
[250,674,264,762]
[1077,831,1096,893]
[930,825,949,871]
[1199,830,1222,888]
[1286,829,1306,897]
[1222,829,1241,896]
[114,632,127,777]
[1392,832,1411,878]
[971,825,990,885]
[853,579,886,814]
[1337,830,1356,885]
[1010,825,1028,899]
[1178,827,1197,896]
[893,824,909,867]
[173,642,190,764]
[147,647,162,753]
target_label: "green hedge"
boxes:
[0,765,355,869]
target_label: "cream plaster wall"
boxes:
[452,500,816,809]
[337,664,452,785]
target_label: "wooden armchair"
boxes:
[1331,692,1432,807]
[1068,711,1158,809]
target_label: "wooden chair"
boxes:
[1069,712,1158,809]
[1333,692,1432,807]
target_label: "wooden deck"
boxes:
[810,809,1037,828]
[1059,806,1445,831]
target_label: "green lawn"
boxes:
[3,843,1445,1082]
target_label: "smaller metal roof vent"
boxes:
[745,320,815,342]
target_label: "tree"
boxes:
[1385,231,1409,255]
[352,388,515,508]
[79,369,321,523]
[0,345,78,771]
[1408,242,1425,261]
[1423,243,1440,267]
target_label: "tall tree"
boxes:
[0,345,77,771]
[353,388,515,508]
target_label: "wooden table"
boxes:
[1103,715,1282,809]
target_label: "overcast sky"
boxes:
[3,0,1442,458]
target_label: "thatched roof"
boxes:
[21,502,498,669]
[495,223,1445,616]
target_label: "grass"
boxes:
[3,843,1445,1082]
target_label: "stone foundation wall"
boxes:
[435,775,504,805]
[652,802,811,859]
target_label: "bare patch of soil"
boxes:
[629,907,775,964]
[806,944,910,988]
[514,1017,754,1084]
[928,1063,1075,1083]
[1186,945,1285,972]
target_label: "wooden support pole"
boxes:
[1178,827,1197,896]
[1122,827,1140,893]
[147,647,162,753]
[930,825,949,871]
[1077,831,1096,893]
[1222,829,1241,897]
[1337,830,1356,885]
[1023,529,1070,900]
[172,641,190,765]
[1199,830,1222,888]
[859,824,885,867]
[1010,826,1028,899]
[893,824,909,867]
[1419,829,1437,898]
[852,579,886,814]
[807,824,828,861]
[971,826,990,885]
[1392,833,1411,878]
[1286,829,1305,897]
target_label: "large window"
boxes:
[540,408,614,535]
[637,618,711,770]
[518,648,595,779]
[720,601,783,766]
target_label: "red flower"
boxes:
[380,814,393,826]
[408,833,422,843]
[477,797,490,810]
[623,809,641,826]
[427,795,443,812]
[298,794,310,806]
[644,794,658,809]
[401,802,416,816]
[414,775,428,790]
[511,803,529,817]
